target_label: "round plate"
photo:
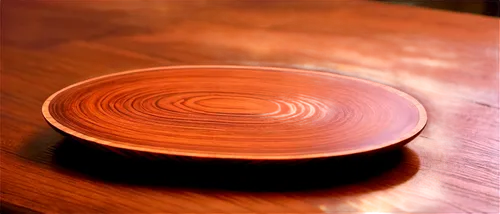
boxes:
[42,66,426,160]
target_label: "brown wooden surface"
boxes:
[1,0,499,213]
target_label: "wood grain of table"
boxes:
[1,0,499,213]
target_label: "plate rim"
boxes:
[42,65,427,160]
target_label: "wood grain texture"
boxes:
[42,66,426,160]
[1,0,499,213]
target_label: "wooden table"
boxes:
[1,0,498,213]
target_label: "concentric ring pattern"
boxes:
[42,66,426,160]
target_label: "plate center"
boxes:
[154,92,282,116]
[194,95,278,115]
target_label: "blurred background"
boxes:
[377,0,499,17]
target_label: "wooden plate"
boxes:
[42,66,426,160]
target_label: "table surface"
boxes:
[1,0,499,213]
